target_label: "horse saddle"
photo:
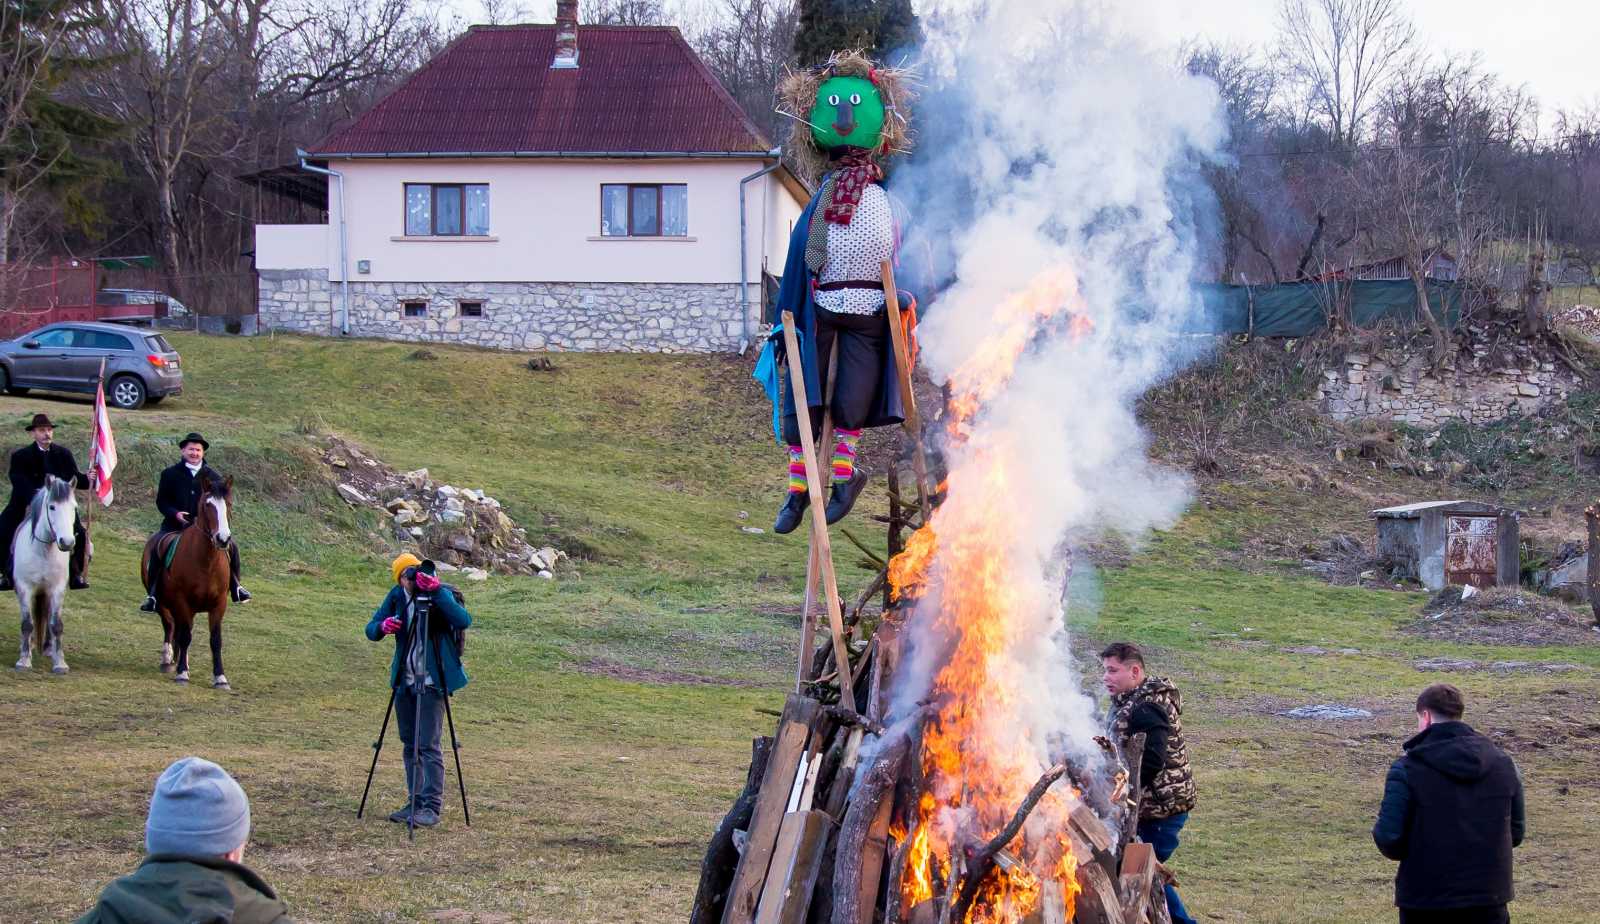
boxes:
[155,532,182,571]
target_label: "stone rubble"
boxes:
[318,437,567,577]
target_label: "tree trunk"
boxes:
[1521,247,1549,337]
[1411,262,1449,369]
[157,172,185,302]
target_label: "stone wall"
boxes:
[258,270,756,352]
[1317,347,1578,427]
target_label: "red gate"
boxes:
[0,258,166,338]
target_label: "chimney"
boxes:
[552,0,579,69]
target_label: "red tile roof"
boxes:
[309,25,773,157]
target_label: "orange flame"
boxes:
[889,267,1095,922]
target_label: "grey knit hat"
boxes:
[144,757,251,857]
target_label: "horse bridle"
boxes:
[30,502,68,547]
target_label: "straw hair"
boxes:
[777,49,916,184]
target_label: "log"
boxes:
[1587,504,1600,627]
[832,734,910,924]
[822,728,866,820]
[1119,733,1145,850]
[948,763,1070,924]
[691,737,775,924]
[724,695,823,924]
[1116,843,1156,924]
[1022,878,1069,924]
[1072,858,1121,924]
[754,810,836,924]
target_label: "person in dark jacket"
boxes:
[1102,642,1199,924]
[366,555,471,828]
[0,414,91,591]
[141,432,249,612]
[76,756,291,923]
[1373,683,1525,924]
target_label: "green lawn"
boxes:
[0,333,1595,923]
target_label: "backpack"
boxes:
[444,583,468,655]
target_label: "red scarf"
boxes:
[822,149,883,225]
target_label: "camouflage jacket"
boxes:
[1110,676,1197,820]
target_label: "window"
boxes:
[600,184,688,237]
[458,301,484,318]
[404,184,490,236]
[402,300,428,318]
[144,334,174,353]
[32,328,75,347]
[84,331,135,350]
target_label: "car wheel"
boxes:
[109,375,147,409]
[0,366,25,395]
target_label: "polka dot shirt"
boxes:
[816,184,894,315]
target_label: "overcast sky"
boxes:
[1119,0,1596,128]
[464,0,1597,128]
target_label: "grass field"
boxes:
[0,333,1596,923]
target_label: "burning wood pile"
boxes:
[693,270,1176,924]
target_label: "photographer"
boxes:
[365,554,471,828]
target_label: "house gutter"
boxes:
[738,148,783,355]
[296,150,351,335]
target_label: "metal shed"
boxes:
[1372,500,1520,591]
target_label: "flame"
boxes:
[891,267,1094,923]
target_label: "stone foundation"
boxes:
[258,270,756,352]
[1318,348,1578,427]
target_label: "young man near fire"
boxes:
[1373,683,1525,924]
[1100,642,1199,924]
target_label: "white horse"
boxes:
[14,475,78,674]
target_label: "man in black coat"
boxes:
[0,414,91,591]
[1374,683,1526,924]
[141,432,249,612]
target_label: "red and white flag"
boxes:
[90,377,117,506]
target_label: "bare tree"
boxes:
[1276,0,1415,147]
[587,0,665,25]
[682,0,796,142]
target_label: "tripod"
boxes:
[357,605,470,840]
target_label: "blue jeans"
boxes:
[1138,812,1199,924]
[396,684,444,813]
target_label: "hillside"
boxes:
[0,332,1595,923]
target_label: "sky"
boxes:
[1120,0,1597,130]
[461,0,1597,129]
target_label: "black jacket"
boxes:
[1123,701,1171,791]
[156,461,223,533]
[7,443,89,511]
[1373,721,1525,910]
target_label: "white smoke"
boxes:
[884,0,1227,769]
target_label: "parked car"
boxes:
[0,321,183,409]
[96,288,192,318]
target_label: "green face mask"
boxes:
[808,76,886,152]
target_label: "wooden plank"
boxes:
[1116,843,1156,924]
[780,310,856,714]
[1023,879,1069,924]
[854,785,896,920]
[832,734,909,924]
[879,261,932,521]
[822,727,865,820]
[753,810,835,924]
[723,695,822,924]
[1072,857,1122,924]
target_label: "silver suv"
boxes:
[0,321,183,409]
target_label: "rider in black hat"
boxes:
[141,432,250,612]
[0,414,91,591]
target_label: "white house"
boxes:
[251,2,807,353]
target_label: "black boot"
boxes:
[0,573,11,592]
[825,471,870,525]
[773,491,810,534]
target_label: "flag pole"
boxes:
[87,357,106,528]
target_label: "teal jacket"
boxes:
[76,854,292,923]
[364,583,470,694]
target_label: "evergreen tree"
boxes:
[792,0,920,69]
[1,0,119,262]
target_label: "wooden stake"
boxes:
[798,341,840,692]
[754,810,836,924]
[781,311,856,714]
[880,261,933,522]
[1586,504,1600,627]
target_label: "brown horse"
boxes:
[140,476,235,688]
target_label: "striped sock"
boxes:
[787,446,807,494]
[832,429,862,484]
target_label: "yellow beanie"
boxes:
[391,552,422,585]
